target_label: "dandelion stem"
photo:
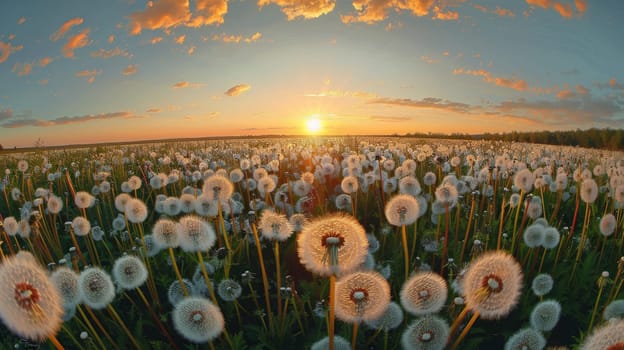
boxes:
[329,274,336,350]
[48,334,65,350]
[107,304,142,350]
[588,278,607,333]
[402,224,409,281]
[351,322,359,350]
[197,252,218,305]
[168,247,189,296]
[450,311,479,350]
[135,287,180,350]
[251,222,274,331]
[274,241,283,321]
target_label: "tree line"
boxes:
[401,128,624,150]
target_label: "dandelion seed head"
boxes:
[114,193,132,213]
[50,266,82,307]
[310,335,350,350]
[504,328,546,350]
[462,251,523,319]
[177,216,216,253]
[365,301,403,331]
[401,316,449,350]
[334,271,390,323]
[385,194,420,227]
[217,279,242,302]
[172,297,224,343]
[523,224,544,248]
[0,252,63,341]
[74,191,95,209]
[125,198,148,223]
[604,300,624,321]
[47,195,63,215]
[78,267,115,310]
[202,175,234,202]
[530,299,561,331]
[297,214,368,277]
[581,178,599,204]
[168,279,194,305]
[600,214,617,237]
[542,227,560,249]
[152,218,180,248]
[71,216,91,237]
[400,272,448,316]
[112,255,148,290]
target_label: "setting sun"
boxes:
[306,117,322,133]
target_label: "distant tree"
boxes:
[0,144,3,150]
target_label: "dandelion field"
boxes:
[1,136,624,350]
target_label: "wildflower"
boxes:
[580,178,599,204]
[229,169,244,183]
[399,176,422,196]
[99,181,111,193]
[217,279,242,301]
[526,196,542,220]
[152,218,180,248]
[434,183,458,206]
[462,251,523,319]
[523,224,544,248]
[604,300,624,320]
[74,191,95,209]
[423,172,436,186]
[127,175,142,191]
[365,301,404,331]
[514,168,535,193]
[202,175,234,202]
[78,267,115,310]
[289,213,308,232]
[71,216,91,237]
[47,195,63,215]
[0,252,63,341]
[509,193,521,208]
[50,266,82,307]
[542,227,561,249]
[17,159,29,172]
[172,297,225,343]
[179,193,196,214]
[112,255,148,290]
[401,315,449,350]
[341,176,359,194]
[114,193,132,212]
[3,216,19,236]
[168,279,195,305]
[600,214,617,237]
[579,319,624,350]
[504,328,546,350]
[257,176,276,196]
[311,335,350,350]
[142,234,162,257]
[18,219,31,238]
[335,194,352,211]
[177,216,216,253]
[297,214,368,277]
[258,209,293,242]
[385,194,420,226]
[400,272,447,316]
[125,197,148,223]
[334,271,391,323]
[530,299,561,331]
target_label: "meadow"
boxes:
[1,136,623,350]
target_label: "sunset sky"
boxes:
[0,0,622,148]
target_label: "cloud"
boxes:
[172,81,205,89]
[525,0,587,18]
[258,0,335,20]
[370,116,412,122]
[90,47,130,59]
[212,32,262,43]
[341,0,434,24]
[50,17,84,41]
[76,69,101,84]
[12,62,33,76]
[175,35,186,44]
[0,109,12,121]
[183,111,219,120]
[63,29,91,58]
[151,37,163,44]
[1,111,144,128]
[224,84,251,96]
[420,55,439,64]
[18,17,26,25]
[370,97,473,114]
[122,64,138,76]
[146,108,161,113]
[108,35,115,44]
[304,89,377,99]
[39,80,49,85]
[474,4,515,17]
[453,68,529,91]
[39,57,53,67]
[0,41,23,64]
[432,6,459,21]
[128,0,227,35]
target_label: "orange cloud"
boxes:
[108,35,115,44]
[2,111,143,128]
[76,69,100,84]
[172,81,205,89]
[91,47,130,59]
[188,0,228,27]
[50,17,84,41]
[39,57,53,67]
[432,6,459,21]
[129,0,227,35]
[12,62,33,76]
[63,29,91,58]
[0,41,23,64]
[258,0,335,20]
[474,4,515,17]
[18,17,26,25]
[151,37,163,44]
[304,89,377,99]
[212,32,262,43]
[342,0,434,24]
[525,0,586,18]
[122,64,138,76]
[453,68,529,91]
[225,84,251,96]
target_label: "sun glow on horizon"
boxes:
[306,117,322,134]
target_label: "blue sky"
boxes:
[0,0,622,147]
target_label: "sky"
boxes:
[0,0,623,148]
